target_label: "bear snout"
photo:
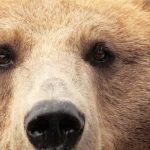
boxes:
[24,100,85,149]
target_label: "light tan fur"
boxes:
[0,0,150,150]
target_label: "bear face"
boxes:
[0,0,149,149]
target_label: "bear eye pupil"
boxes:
[93,43,107,62]
[0,54,11,65]
[0,45,14,69]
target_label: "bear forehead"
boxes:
[0,0,142,31]
[0,0,149,54]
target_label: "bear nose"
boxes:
[24,101,85,149]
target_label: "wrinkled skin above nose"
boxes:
[24,100,85,150]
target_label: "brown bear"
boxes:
[0,0,149,149]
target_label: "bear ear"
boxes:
[132,0,150,11]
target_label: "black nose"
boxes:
[24,101,85,149]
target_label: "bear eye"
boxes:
[0,45,15,70]
[87,42,115,67]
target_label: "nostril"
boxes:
[59,114,84,137]
[27,116,49,138]
[26,115,52,149]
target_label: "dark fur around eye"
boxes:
[85,42,115,67]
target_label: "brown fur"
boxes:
[0,0,150,149]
